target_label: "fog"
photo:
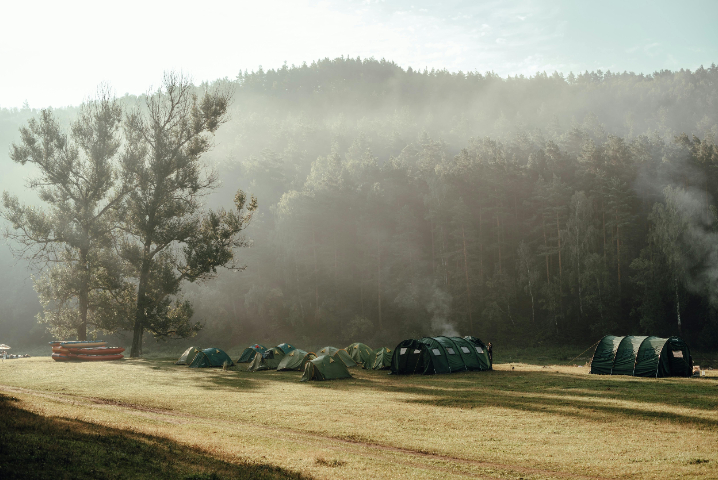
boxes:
[2,59,718,351]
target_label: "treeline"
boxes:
[190,128,718,350]
[2,57,718,350]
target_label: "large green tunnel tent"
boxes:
[590,335,692,377]
[188,348,234,368]
[391,336,492,375]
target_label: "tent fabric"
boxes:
[391,336,491,375]
[276,343,297,354]
[369,347,393,370]
[346,343,374,367]
[188,348,234,368]
[300,355,352,382]
[237,344,267,363]
[463,336,493,370]
[277,349,316,371]
[589,335,692,377]
[247,346,285,372]
[612,336,647,376]
[318,346,339,356]
[333,349,357,368]
[318,346,357,368]
[176,346,201,365]
[589,335,624,375]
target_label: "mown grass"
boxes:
[0,393,307,480]
[1,357,717,479]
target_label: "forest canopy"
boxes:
[2,57,718,350]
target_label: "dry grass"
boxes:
[1,357,716,479]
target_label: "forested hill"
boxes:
[2,57,718,349]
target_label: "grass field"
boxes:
[1,356,716,479]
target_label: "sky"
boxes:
[2,0,716,109]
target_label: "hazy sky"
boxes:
[2,0,716,109]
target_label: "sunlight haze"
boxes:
[2,0,716,109]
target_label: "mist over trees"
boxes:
[2,57,718,350]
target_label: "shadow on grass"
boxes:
[370,370,718,428]
[127,358,718,429]
[0,393,311,480]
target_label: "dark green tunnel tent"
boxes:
[613,336,646,376]
[236,344,267,363]
[590,335,692,377]
[188,348,234,368]
[276,349,316,371]
[300,355,352,381]
[589,335,624,375]
[391,336,491,375]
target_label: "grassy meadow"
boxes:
[0,355,716,479]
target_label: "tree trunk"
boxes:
[479,208,484,283]
[313,231,319,319]
[675,278,682,335]
[496,214,502,273]
[77,246,89,341]
[542,215,550,283]
[377,235,382,330]
[130,246,152,358]
[616,208,621,297]
[430,219,436,275]
[556,211,562,283]
[462,225,472,330]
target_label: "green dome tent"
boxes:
[391,336,492,375]
[176,346,201,365]
[346,342,374,367]
[188,348,234,368]
[590,335,692,377]
[236,344,267,363]
[369,347,393,370]
[300,355,352,382]
[247,346,285,372]
[277,349,316,371]
[277,343,297,354]
[317,346,357,368]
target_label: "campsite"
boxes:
[2,2,718,479]
[1,345,717,480]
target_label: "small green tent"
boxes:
[369,347,393,370]
[300,355,352,381]
[346,343,374,367]
[236,344,267,363]
[276,343,297,354]
[317,346,357,368]
[590,335,692,377]
[247,346,285,372]
[277,349,316,371]
[188,348,234,368]
[317,346,339,356]
[176,346,201,365]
